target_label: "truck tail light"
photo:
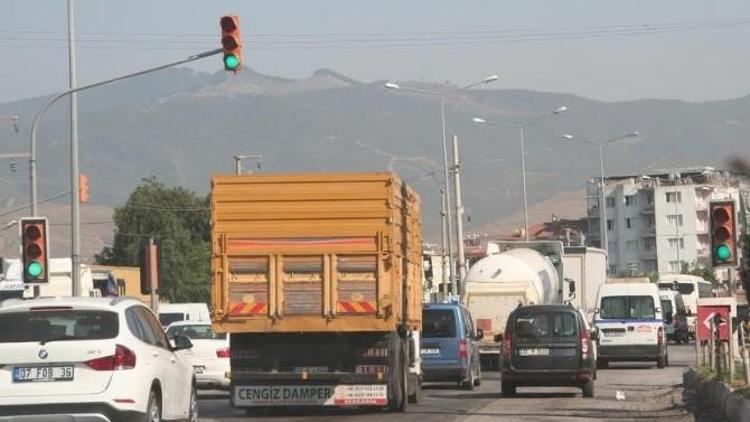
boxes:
[580,330,590,360]
[459,339,468,360]
[657,327,664,346]
[85,345,136,371]
[502,334,512,359]
[216,347,231,358]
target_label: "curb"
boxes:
[684,370,750,422]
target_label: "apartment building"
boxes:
[586,167,748,278]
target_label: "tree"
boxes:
[97,177,211,302]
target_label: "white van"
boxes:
[659,290,689,344]
[593,283,667,368]
[158,302,210,327]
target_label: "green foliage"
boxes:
[96,177,211,303]
[681,261,717,284]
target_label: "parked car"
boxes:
[166,321,230,390]
[501,304,596,397]
[659,290,689,344]
[158,303,210,328]
[421,302,483,389]
[0,296,197,422]
[594,283,668,368]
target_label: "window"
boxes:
[666,215,683,227]
[606,197,616,208]
[668,238,684,249]
[658,282,695,296]
[159,313,185,327]
[669,261,682,273]
[166,324,227,340]
[515,312,578,339]
[625,217,639,229]
[0,310,118,343]
[609,264,618,274]
[644,216,655,228]
[625,195,638,206]
[137,308,171,349]
[423,309,456,338]
[666,192,682,203]
[644,239,656,250]
[626,240,639,251]
[607,219,616,231]
[661,300,673,316]
[600,296,656,319]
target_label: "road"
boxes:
[199,344,723,421]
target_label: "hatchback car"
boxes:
[501,305,596,397]
[421,302,483,389]
[0,296,197,422]
[166,321,230,390]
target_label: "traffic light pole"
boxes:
[28,47,222,296]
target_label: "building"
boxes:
[586,167,749,280]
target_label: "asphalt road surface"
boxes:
[199,343,724,421]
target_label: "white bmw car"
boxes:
[166,321,230,390]
[0,296,198,422]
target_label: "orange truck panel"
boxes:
[210,172,422,334]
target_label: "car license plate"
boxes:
[603,330,625,337]
[518,348,550,356]
[421,348,440,355]
[13,366,74,383]
[193,366,206,374]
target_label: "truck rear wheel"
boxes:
[388,336,408,412]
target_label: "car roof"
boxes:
[0,295,146,313]
[423,302,462,310]
[513,304,579,313]
[598,283,659,296]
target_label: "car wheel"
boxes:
[147,390,162,422]
[473,365,482,387]
[582,380,594,397]
[188,385,198,422]
[501,382,516,397]
[463,364,477,390]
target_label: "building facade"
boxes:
[586,167,748,279]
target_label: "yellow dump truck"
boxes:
[210,172,422,411]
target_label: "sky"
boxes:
[1,0,750,103]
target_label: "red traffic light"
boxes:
[20,217,49,283]
[709,201,737,267]
[220,15,242,72]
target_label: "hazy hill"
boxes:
[1,67,748,255]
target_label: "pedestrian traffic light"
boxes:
[79,173,90,203]
[710,201,738,267]
[220,15,242,72]
[20,217,49,284]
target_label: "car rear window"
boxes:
[423,309,457,338]
[514,312,578,339]
[159,312,185,327]
[0,310,118,343]
[167,324,226,340]
[600,296,656,319]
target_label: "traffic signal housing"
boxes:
[79,173,90,203]
[139,239,160,295]
[220,15,242,72]
[20,217,49,284]
[710,201,738,267]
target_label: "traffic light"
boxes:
[220,15,242,72]
[79,173,90,203]
[139,239,160,295]
[20,217,49,284]
[710,201,738,267]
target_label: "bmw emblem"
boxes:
[38,349,48,360]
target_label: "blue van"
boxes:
[421,302,483,389]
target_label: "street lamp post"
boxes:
[561,132,640,259]
[472,106,568,241]
[385,74,499,290]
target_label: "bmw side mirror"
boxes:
[476,328,484,340]
[172,334,193,351]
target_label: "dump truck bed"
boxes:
[210,172,422,333]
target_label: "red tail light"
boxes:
[85,345,136,371]
[580,330,590,360]
[458,339,469,359]
[502,334,512,359]
[657,327,664,346]
[216,347,231,358]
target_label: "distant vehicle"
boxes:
[158,303,210,327]
[501,305,596,397]
[166,321,230,390]
[463,241,605,369]
[594,283,668,368]
[659,290,689,344]
[421,302,482,389]
[0,296,197,421]
[91,270,119,298]
[657,274,712,339]
[4,258,99,298]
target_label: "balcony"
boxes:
[640,204,655,215]
[696,224,709,234]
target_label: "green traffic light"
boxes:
[224,54,240,70]
[26,261,43,278]
[715,244,731,261]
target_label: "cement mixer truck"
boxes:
[462,241,606,369]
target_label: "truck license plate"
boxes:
[234,385,387,406]
[518,348,550,356]
[13,366,74,383]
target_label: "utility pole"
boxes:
[440,187,449,298]
[452,135,467,295]
[68,0,81,296]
